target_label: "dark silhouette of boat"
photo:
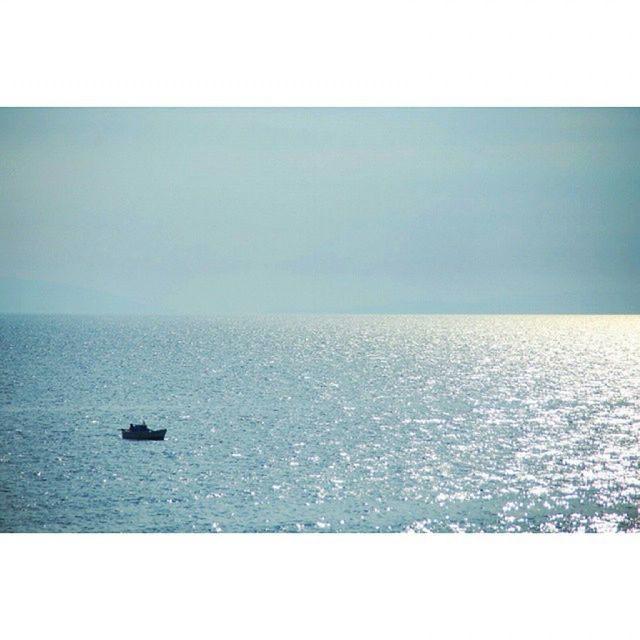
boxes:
[120,421,166,440]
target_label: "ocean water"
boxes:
[1,314,639,533]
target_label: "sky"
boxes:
[1,108,639,314]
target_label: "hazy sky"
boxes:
[1,108,638,313]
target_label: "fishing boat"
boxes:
[120,421,166,440]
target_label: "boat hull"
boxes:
[121,429,166,441]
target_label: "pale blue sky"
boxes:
[1,108,638,313]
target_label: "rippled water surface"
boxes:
[1,314,639,532]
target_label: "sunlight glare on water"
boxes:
[1,314,639,532]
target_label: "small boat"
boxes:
[120,421,166,440]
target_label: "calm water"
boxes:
[1,314,639,532]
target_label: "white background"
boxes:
[2,0,639,105]
[1,1,639,638]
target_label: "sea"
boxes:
[1,314,639,533]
